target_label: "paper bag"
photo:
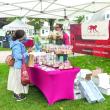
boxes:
[28,54,35,67]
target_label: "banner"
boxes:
[82,21,109,40]
[70,21,110,58]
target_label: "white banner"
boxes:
[81,21,109,40]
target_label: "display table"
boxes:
[28,64,80,105]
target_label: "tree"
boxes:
[0,17,22,28]
[0,18,7,28]
[73,15,85,24]
[29,18,56,32]
[48,19,55,31]
[28,18,47,33]
[6,17,22,24]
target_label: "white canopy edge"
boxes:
[0,0,109,19]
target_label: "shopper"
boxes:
[7,30,32,101]
[34,33,41,52]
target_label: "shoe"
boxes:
[13,93,17,98]
[14,94,26,101]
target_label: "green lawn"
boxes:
[0,55,110,110]
[0,47,11,51]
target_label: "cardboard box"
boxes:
[85,74,92,80]
[92,73,109,88]
[79,80,97,103]
[74,88,84,100]
[98,86,110,95]
[87,80,105,102]
[79,80,105,103]
[92,68,103,77]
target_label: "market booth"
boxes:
[27,43,78,105]
[0,0,108,105]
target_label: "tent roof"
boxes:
[3,19,34,30]
[0,0,110,19]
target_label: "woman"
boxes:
[54,24,69,45]
[54,23,69,61]
[7,30,32,101]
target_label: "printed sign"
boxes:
[70,21,110,58]
[81,21,109,40]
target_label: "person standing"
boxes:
[7,30,32,101]
[54,23,69,61]
[4,31,12,48]
[34,33,41,52]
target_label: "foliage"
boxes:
[0,47,11,51]
[73,15,85,24]
[6,17,22,24]
[0,18,7,28]
[58,19,65,21]
[28,18,47,32]
[0,17,21,28]
[28,18,55,32]
[48,19,55,31]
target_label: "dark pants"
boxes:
[57,54,68,62]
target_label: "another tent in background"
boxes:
[2,18,34,37]
[21,17,30,24]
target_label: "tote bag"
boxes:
[21,46,30,86]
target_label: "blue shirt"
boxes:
[10,40,29,69]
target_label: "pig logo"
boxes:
[88,25,98,32]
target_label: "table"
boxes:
[28,65,80,105]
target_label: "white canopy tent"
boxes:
[3,19,33,30]
[3,19,34,37]
[0,0,110,19]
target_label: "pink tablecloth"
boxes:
[28,65,80,105]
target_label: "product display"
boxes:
[34,52,73,69]
[42,44,73,55]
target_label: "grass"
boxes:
[0,55,110,110]
[69,55,110,73]
[0,47,11,51]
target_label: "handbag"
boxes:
[5,55,15,66]
[21,46,30,86]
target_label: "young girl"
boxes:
[7,30,32,101]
